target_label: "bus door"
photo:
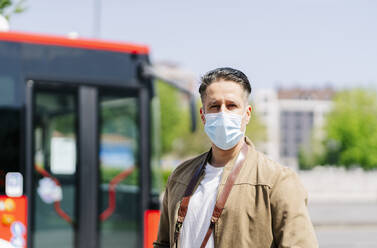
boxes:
[28,81,79,248]
[97,89,142,248]
[26,80,144,248]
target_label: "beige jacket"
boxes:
[154,137,318,248]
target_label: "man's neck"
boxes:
[210,139,244,167]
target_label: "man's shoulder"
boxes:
[243,137,294,187]
[251,149,297,188]
[167,151,208,186]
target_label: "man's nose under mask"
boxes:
[204,111,245,150]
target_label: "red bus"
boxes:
[0,31,194,248]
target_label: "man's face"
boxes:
[200,80,252,131]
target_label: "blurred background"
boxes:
[2,0,377,247]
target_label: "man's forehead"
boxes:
[203,81,246,102]
[206,80,244,91]
[206,95,241,104]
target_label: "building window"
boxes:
[283,148,288,157]
[294,111,301,117]
[295,122,301,130]
[281,111,289,118]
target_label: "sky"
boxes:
[8,0,377,90]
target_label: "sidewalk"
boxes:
[299,167,377,247]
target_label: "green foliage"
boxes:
[0,0,11,13]
[100,166,138,186]
[322,89,377,170]
[298,148,312,170]
[161,168,172,188]
[0,0,26,20]
[172,98,211,157]
[298,145,322,170]
[157,80,211,157]
[245,107,267,144]
[54,113,75,135]
[298,128,325,170]
[156,80,191,155]
[100,98,137,138]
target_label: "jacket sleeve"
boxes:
[270,168,319,248]
[153,180,171,248]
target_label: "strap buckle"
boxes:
[174,220,183,242]
[210,216,219,224]
[175,220,183,231]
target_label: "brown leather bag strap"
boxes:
[174,150,211,244]
[200,142,248,248]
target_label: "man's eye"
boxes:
[210,105,219,109]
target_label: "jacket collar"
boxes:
[206,136,255,185]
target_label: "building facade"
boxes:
[253,87,335,170]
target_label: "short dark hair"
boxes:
[199,67,252,101]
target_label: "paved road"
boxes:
[308,203,377,247]
[315,225,377,248]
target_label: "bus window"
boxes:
[98,93,140,248]
[33,89,77,248]
[0,76,16,105]
[0,76,20,195]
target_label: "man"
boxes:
[154,67,318,248]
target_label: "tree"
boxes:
[171,99,210,157]
[0,0,26,20]
[298,136,324,170]
[156,80,191,155]
[245,105,267,144]
[321,89,377,170]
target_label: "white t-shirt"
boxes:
[179,163,224,248]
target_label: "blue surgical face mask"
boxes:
[204,111,245,150]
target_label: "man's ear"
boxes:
[200,107,206,124]
[246,105,252,125]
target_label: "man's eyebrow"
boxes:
[207,99,218,105]
[226,98,241,104]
